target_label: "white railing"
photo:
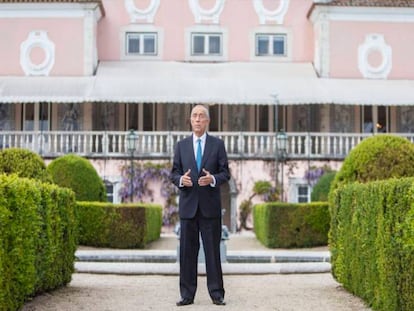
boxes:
[0,131,412,160]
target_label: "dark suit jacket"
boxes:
[170,133,230,219]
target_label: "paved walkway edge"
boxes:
[75,262,331,275]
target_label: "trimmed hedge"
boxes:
[253,202,330,248]
[75,202,162,248]
[330,178,414,311]
[47,154,106,202]
[0,148,51,183]
[331,135,414,192]
[311,171,336,202]
[0,174,77,311]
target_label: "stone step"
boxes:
[75,250,330,264]
[75,261,332,275]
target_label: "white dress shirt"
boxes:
[179,133,216,187]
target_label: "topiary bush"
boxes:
[47,154,106,202]
[0,148,51,182]
[330,134,414,251]
[0,174,76,311]
[311,171,336,202]
[329,134,414,311]
[331,134,414,192]
[330,178,414,311]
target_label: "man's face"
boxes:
[190,106,210,137]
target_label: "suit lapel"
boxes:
[188,135,198,172]
[202,134,213,169]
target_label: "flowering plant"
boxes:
[119,162,178,226]
[304,165,332,186]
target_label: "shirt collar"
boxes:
[193,133,206,143]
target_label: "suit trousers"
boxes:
[179,209,224,301]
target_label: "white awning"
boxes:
[0,76,94,103]
[317,78,414,106]
[90,61,321,105]
[90,61,414,105]
[0,61,413,106]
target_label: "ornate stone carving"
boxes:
[358,34,392,79]
[124,0,160,23]
[188,0,225,24]
[253,0,290,25]
[20,30,55,76]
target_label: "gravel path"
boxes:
[22,273,371,311]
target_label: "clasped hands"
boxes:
[182,168,213,187]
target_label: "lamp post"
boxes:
[126,129,138,203]
[272,94,280,190]
[276,129,288,202]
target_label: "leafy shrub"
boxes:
[253,202,330,248]
[0,175,76,311]
[311,171,336,202]
[0,148,51,182]
[330,134,414,281]
[239,180,278,231]
[331,134,414,192]
[75,202,162,248]
[119,162,178,226]
[47,154,106,202]
[330,178,414,311]
[329,134,414,311]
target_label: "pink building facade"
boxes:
[0,0,414,231]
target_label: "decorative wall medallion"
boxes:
[358,34,392,79]
[253,0,290,25]
[188,0,225,24]
[125,0,160,23]
[20,30,55,76]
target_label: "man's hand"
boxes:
[182,169,193,187]
[198,168,213,186]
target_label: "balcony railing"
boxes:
[0,131,412,160]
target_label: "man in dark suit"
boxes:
[170,104,230,307]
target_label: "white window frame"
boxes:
[288,177,311,203]
[297,184,311,203]
[191,32,222,56]
[255,33,287,57]
[185,25,228,62]
[103,176,122,204]
[126,32,157,56]
[250,26,292,62]
[120,25,163,60]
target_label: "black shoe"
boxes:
[212,298,226,306]
[176,298,194,306]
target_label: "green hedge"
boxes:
[253,202,330,248]
[47,154,106,202]
[75,202,162,248]
[330,178,414,311]
[0,148,51,183]
[0,174,76,311]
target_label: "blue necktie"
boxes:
[196,139,202,172]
